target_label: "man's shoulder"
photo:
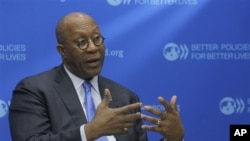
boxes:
[24,66,59,79]
[17,65,63,86]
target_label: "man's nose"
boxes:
[86,41,98,52]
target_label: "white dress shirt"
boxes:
[64,66,116,141]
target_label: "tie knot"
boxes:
[83,81,92,92]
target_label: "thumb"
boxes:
[101,88,112,107]
[170,95,178,111]
[170,95,177,105]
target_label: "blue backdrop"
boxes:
[1,0,250,140]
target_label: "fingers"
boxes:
[158,95,178,114]
[143,105,162,117]
[170,95,178,112]
[116,102,142,115]
[99,89,142,125]
[101,89,112,107]
[122,112,141,123]
[141,114,161,132]
[170,95,177,105]
[101,89,142,115]
[141,113,159,125]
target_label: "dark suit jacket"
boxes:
[9,65,148,141]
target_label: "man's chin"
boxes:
[85,70,101,79]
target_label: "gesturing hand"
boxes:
[141,96,184,141]
[85,89,142,140]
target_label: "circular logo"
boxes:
[219,97,236,115]
[163,43,180,61]
[107,0,123,6]
[0,99,8,118]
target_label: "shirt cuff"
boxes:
[80,124,87,141]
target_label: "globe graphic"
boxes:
[0,100,8,118]
[219,97,236,115]
[107,0,123,6]
[163,43,180,61]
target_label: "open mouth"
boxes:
[86,58,100,67]
[87,59,98,63]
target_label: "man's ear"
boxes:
[57,44,66,57]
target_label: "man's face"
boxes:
[58,17,105,80]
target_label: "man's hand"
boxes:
[85,89,142,140]
[141,96,184,141]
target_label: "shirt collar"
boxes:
[63,65,99,92]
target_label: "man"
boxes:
[9,12,184,141]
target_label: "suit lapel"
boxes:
[54,65,87,126]
[98,76,120,109]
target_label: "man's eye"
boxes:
[95,36,101,40]
[79,40,87,44]
[93,36,104,44]
[77,40,87,47]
